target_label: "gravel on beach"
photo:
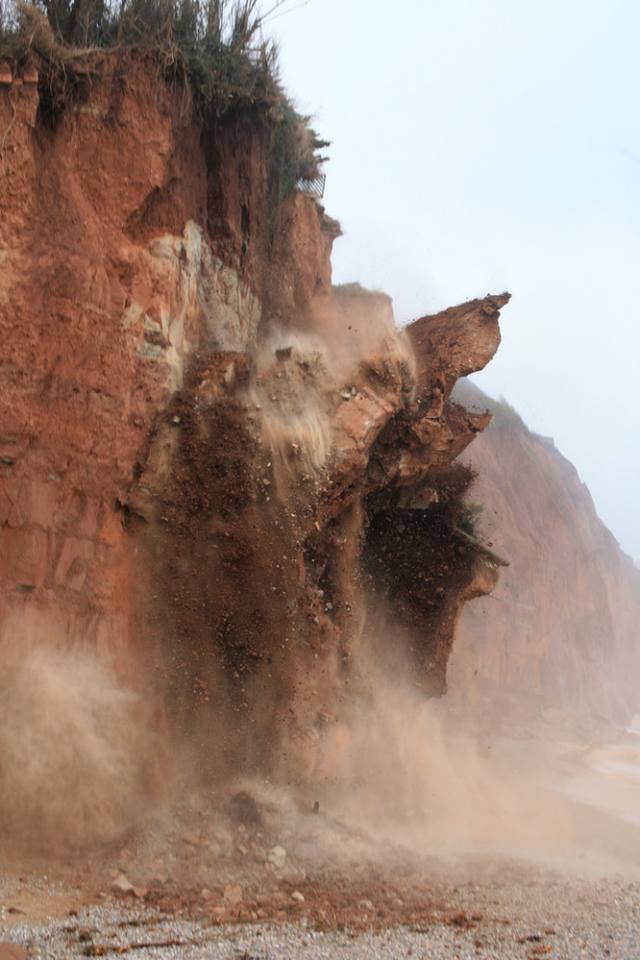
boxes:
[2,864,640,960]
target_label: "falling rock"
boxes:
[111,872,134,894]
[267,845,287,869]
[280,866,307,885]
[291,890,305,903]
[223,883,243,905]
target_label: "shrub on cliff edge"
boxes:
[0,0,328,197]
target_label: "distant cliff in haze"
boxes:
[450,381,640,731]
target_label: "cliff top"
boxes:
[0,0,327,201]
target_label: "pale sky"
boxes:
[269,0,640,559]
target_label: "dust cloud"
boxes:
[247,289,414,499]
[1,292,638,882]
[0,635,165,855]
[276,604,573,865]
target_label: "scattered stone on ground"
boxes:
[2,867,640,960]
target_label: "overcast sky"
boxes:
[268,0,640,559]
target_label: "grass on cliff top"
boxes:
[0,0,328,193]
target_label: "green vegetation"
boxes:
[268,94,328,214]
[1,0,272,82]
[0,0,328,197]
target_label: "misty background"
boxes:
[268,0,640,559]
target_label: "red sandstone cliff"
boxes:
[0,52,333,662]
[0,52,509,790]
[450,383,640,730]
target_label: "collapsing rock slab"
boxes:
[132,288,510,778]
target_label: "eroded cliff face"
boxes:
[451,384,640,730]
[0,53,330,662]
[0,54,509,797]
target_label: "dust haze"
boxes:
[0,633,165,855]
[1,299,638,885]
